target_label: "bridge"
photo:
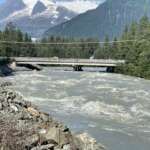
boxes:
[12,57,125,72]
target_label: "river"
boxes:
[5,67,150,150]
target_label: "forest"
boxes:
[95,16,150,79]
[0,16,150,79]
[0,22,99,58]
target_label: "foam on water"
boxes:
[94,84,114,90]
[54,79,80,87]
[6,68,150,150]
[131,103,150,119]
[81,101,132,122]
[102,127,134,137]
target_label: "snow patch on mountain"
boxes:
[64,16,70,20]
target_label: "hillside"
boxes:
[44,0,150,40]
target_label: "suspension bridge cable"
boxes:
[0,39,142,45]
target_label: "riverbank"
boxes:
[0,58,16,76]
[0,81,105,150]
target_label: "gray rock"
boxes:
[0,95,4,102]
[63,144,71,150]
[2,101,8,108]
[26,134,39,147]
[10,104,18,112]
[75,133,106,150]
[40,113,49,122]
[62,126,69,132]
[17,111,32,120]
[0,103,2,110]
[0,65,13,76]
[6,91,16,100]
[31,144,54,150]
[44,127,70,146]
[39,129,46,134]
[0,82,12,87]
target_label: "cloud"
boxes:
[56,0,105,13]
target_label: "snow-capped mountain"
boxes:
[0,0,77,37]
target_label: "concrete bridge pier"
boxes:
[106,66,115,73]
[73,65,83,71]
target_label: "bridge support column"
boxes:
[106,66,115,73]
[73,65,83,71]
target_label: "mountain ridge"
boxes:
[31,1,47,15]
[44,0,150,40]
[0,0,77,37]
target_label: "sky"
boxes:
[0,0,4,3]
[56,0,104,13]
[0,0,105,4]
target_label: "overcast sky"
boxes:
[56,0,106,13]
[0,0,105,4]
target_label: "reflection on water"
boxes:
[6,67,150,150]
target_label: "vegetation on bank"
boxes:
[0,16,150,79]
[95,16,150,79]
[0,57,11,66]
[0,22,99,58]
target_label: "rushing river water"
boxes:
[5,67,150,150]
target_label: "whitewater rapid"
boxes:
[6,67,150,150]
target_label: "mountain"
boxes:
[0,0,77,37]
[44,0,150,40]
[31,1,47,15]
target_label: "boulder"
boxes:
[75,133,106,150]
[31,144,54,150]
[40,113,50,122]
[0,65,13,76]
[44,127,71,147]
[0,102,2,110]
[27,107,40,117]
[63,144,71,150]
[10,104,18,112]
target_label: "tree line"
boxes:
[95,16,150,79]
[0,22,99,58]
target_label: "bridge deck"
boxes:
[14,57,125,67]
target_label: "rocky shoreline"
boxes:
[0,65,14,76]
[0,58,15,77]
[0,81,105,150]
